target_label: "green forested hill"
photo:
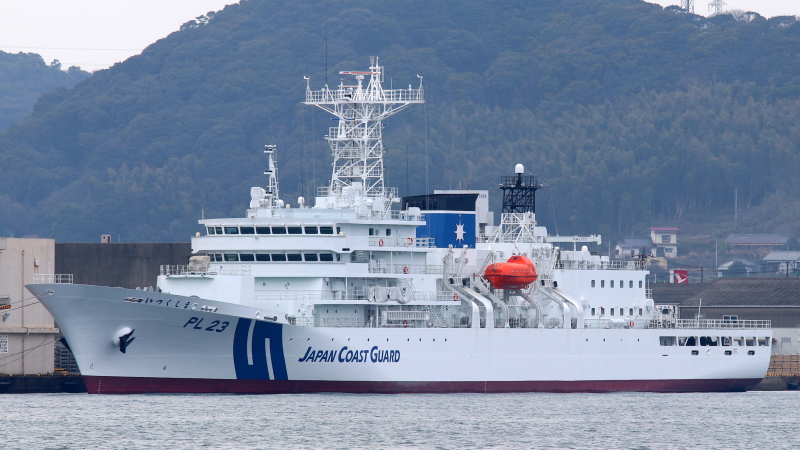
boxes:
[1,0,799,242]
[0,52,87,132]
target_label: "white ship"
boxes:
[28,59,771,394]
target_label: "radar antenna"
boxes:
[304,57,424,212]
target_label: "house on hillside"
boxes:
[762,251,800,275]
[614,238,653,259]
[717,259,759,277]
[677,278,800,354]
[650,227,678,258]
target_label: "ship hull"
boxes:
[29,284,771,394]
[82,376,763,394]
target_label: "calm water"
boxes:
[1,391,798,449]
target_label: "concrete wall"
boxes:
[55,243,192,289]
[0,238,59,374]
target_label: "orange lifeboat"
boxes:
[483,255,538,289]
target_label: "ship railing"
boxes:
[367,264,443,275]
[674,319,771,329]
[327,127,382,141]
[254,290,456,303]
[292,317,315,327]
[584,318,643,329]
[368,237,435,248]
[31,274,73,284]
[556,260,646,271]
[161,265,251,276]
[318,317,366,328]
[305,87,423,104]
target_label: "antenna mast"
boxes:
[304,57,424,212]
[708,0,725,14]
[681,0,695,13]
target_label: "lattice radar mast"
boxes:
[304,57,424,211]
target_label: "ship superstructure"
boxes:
[27,60,772,394]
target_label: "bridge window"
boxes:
[287,254,302,262]
[271,254,287,262]
[321,226,334,234]
[304,226,318,234]
[256,227,271,234]
[239,254,255,261]
[256,254,270,261]
[288,226,303,235]
[215,227,223,235]
[272,226,287,234]
[225,227,239,235]
[319,253,334,262]
[224,254,239,261]
[207,226,216,235]
[304,254,319,262]
[213,254,223,262]
[660,336,676,346]
[591,280,595,287]
[240,227,255,235]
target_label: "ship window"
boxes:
[591,280,595,287]
[629,308,633,316]
[288,226,302,235]
[386,229,392,236]
[321,226,334,234]
[304,226,318,234]
[591,308,596,316]
[723,315,738,323]
[256,227,271,234]
[213,254,223,262]
[304,254,319,262]
[240,226,255,235]
[660,336,676,346]
[629,280,633,288]
[600,307,605,315]
[610,309,615,316]
[215,227,223,234]
[271,254,287,262]
[369,228,375,236]
[224,254,239,261]
[239,254,255,262]
[601,280,605,288]
[733,337,744,346]
[610,280,614,288]
[639,308,643,316]
[758,338,768,347]
[619,280,623,288]
[639,280,643,288]
[319,253,334,262]
[745,338,756,346]
[699,336,718,346]
[679,336,697,346]
[619,308,624,316]
[207,226,216,235]
[224,227,239,235]
[722,337,732,346]
[287,254,302,262]
[256,254,270,262]
[272,226,286,234]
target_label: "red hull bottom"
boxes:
[83,376,763,394]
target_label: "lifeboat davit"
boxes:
[483,255,538,289]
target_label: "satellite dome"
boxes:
[515,164,524,174]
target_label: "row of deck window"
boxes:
[207,252,336,262]
[590,307,643,317]
[207,226,336,236]
[659,336,769,347]
[591,280,643,288]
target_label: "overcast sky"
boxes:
[0,0,797,72]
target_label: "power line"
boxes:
[0,46,142,51]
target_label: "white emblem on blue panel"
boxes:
[454,221,466,242]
